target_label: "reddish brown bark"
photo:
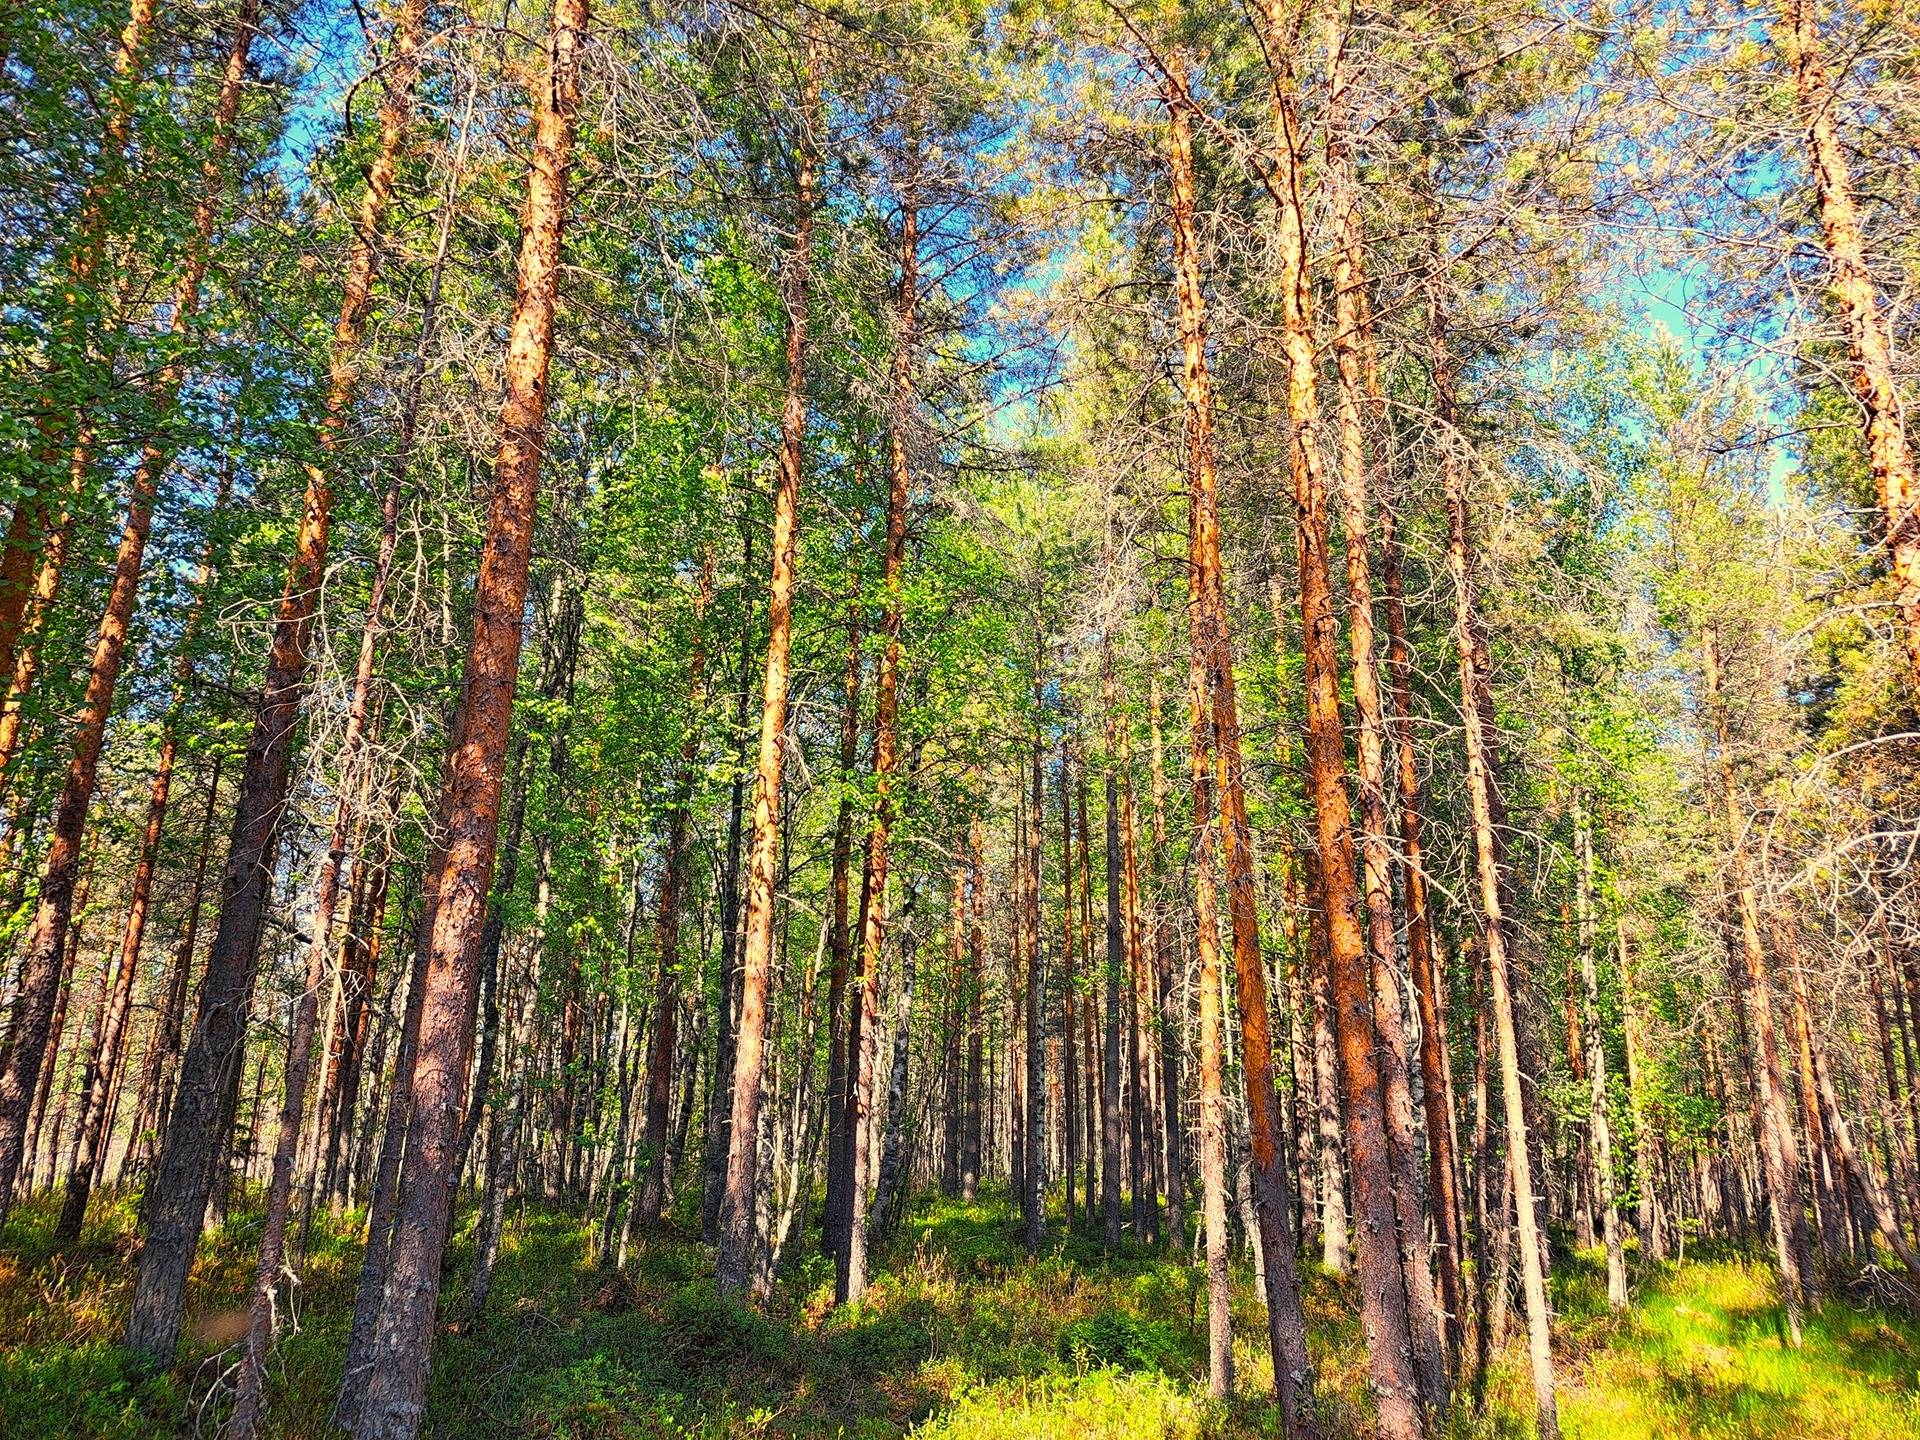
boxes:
[0,0,257,1240]
[0,0,153,691]
[230,183,438,1428]
[126,0,432,1363]
[1163,50,1316,1429]
[1323,32,1449,1404]
[53,462,232,1246]
[0,442,99,794]
[843,170,918,1294]
[345,0,586,1425]
[718,33,819,1296]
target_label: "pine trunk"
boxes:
[0,0,257,1244]
[1165,51,1317,1429]
[842,142,916,1303]
[125,0,430,1360]
[717,35,819,1296]
[346,0,585,1424]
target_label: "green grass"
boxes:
[2,1187,1917,1438]
[1553,1249,1920,1439]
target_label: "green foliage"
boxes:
[10,1188,1917,1439]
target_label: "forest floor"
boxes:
[3,1187,1918,1439]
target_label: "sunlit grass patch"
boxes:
[908,1369,1206,1440]
[1560,1256,1920,1439]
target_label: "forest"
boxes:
[2,0,1920,1435]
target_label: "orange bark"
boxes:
[718,32,820,1297]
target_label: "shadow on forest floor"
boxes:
[3,1186,1918,1438]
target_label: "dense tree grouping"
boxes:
[1,0,1919,1436]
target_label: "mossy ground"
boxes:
[2,1186,1916,1438]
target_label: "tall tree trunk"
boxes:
[1060,744,1079,1226]
[1024,688,1046,1253]
[1164,50,1317,1431]
[1207,10,1412,1427]
[331,867,434,1433]
[1701,622,1813,1340]
[1439,297,1560,1435]
[0,0,258,1242]
[53,459,232,1246]
[641,555,715,1224]
[346,0,585,1426]
[1780,0,1920,690]
[124,0,431,1361]
[228,202,447,1418]
[1187,569,1235,1398]
[1100,643,1126,1250]
[962,810,985,1199]
[718,33,819,1297]
[842,134,915,1303]
[122,755,225,1187]
[1323,28,1448,1404]
[0,0,153,695]
[1121,753,1151,1239]
[821,596,864,1249]
[1382,461,1466,1354]
[1574,798,1627,1308]
[1147,675,1185,1246]
[1077,769,1098,1215]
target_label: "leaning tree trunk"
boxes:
[125,0,431,1363]
[0,0,257,1242]
[53,463,232,1248]
[1702,622,1814,1341]
[1781,0,1920,691]
[718,33,818,1298]
[345,0,585,1429]
[0,0,153,700]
